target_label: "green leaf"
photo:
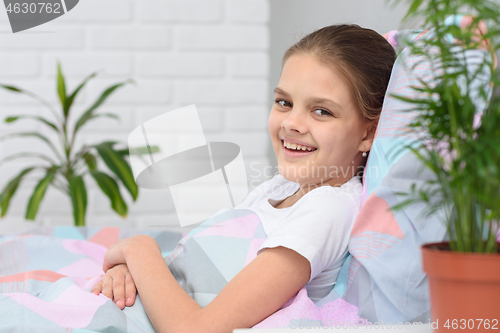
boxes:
[0,167,36,217]
[69,175,87,226]
[57,62,67,117]
[0,84,22,92]
[90,171,128,217]
[94,142,138,201]
[5,115,58,132]
[403,0,425,21]
[88,113,120,122]
[83,152,97,171]
[73,80,133,133]
[0,132,64,162]
[0,152,56,167]
[65,72,98,117]
[25,169,57,220]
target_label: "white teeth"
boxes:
[283,140,315,151]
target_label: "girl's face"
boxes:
[268,54,376,187]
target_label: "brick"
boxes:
[197,106,225,132]
[225,105,268,130]
[87,78,173,105]
[140,105,224,137]
[44,54,133,77]
[41,215,81,227]
[90,26,171,50]
[136,54,224,77]
[0,218,42,234]
[54,0,132,23]
[226,0,270,23]
[138,1,223,23]
[0,54,39,77]
[176,80,268,104]
[227,53,269,77]
[177,26,268,50]
[0,28,84,50]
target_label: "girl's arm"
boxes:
[104,234,311,333]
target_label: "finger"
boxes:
[101,274,114,301]
[124,273,137,307]
[91,280,103,295]
[112,272,126,310]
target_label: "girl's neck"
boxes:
[275,175,353,209]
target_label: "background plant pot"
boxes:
[422,242,500,332]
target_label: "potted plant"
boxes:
[0,62,138,226]
[391,0,500,330]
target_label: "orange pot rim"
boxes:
[421,242,500,281]
[422,242,500,257]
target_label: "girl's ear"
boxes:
[359,121,377,152]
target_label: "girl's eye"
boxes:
[275,99,292,108]
[313,108,334,117]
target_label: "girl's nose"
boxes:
[281,108,308,134]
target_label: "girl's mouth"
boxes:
[281,140,317,158]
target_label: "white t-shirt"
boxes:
[235,174,362,301]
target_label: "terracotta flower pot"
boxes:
[422,242,500,332]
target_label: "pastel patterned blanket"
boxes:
[0,226,183,332]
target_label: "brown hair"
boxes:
[282,24,396,178]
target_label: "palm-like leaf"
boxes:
[94,141,138,201]
[73,80,134,134]
[0,132,64,163]
[57,62,67,117]
[5,115,58,132]
[69,175,87,226]
[0,63,137,226]
[0,167,36,217]
[25,168,58,220]
[90,171,128,217]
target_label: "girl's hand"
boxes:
[102,235,160,273]
[91,264,137,310]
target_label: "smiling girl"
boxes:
[91,24,396,332]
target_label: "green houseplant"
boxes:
[392,0,500,328]
[0,62,138,226]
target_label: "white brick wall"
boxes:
[0,0,271,231]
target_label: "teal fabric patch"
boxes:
[54,226,85,240]
[332,254,351,297]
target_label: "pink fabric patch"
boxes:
[0,270,65,284]
[244,238,266,266]
[253,287,366,329]
[56,258,104,278]
[382,30,398,47]
[193,214,260,239]
[88,227,120,249]
[350,193,405,239]
[62,239,107,264]
[253,287,320,328]
[7,284,109,328]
